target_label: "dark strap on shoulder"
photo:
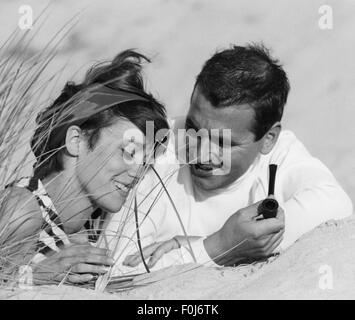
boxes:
[27,176,39,192]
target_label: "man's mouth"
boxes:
[191,163,215,176]
[195,163,213,171]
[191,162,224,176]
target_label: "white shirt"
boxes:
[100,123,353,275]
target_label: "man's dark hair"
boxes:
[196,44,290,140]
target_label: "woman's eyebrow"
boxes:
[121,138,144,147]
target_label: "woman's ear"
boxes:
[65,125,82,157]
[260,122,281,155]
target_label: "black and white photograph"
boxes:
[0,0,354,304]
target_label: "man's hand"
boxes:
[123,236,200,269]
[32,237,114,284]
[204,200,285,266]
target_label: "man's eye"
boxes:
[185,119,196,130]
[218,139,231,148]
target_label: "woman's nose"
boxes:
[127,162,140,177]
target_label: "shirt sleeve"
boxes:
[278,160,353,250]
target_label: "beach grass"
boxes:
[0,10,198,293]
[0,9,82,287]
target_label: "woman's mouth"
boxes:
[113,180,130,193]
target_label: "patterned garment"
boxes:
[8,176,101,264]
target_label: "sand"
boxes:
[0,0,354,299]
[1,215,354,300]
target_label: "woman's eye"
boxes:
[121,148,135,159]
[120,142,144,164]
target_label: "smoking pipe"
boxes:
[258,164,279,219]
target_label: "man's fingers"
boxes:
[123,242,161,267]
[275,206,285,222]
[71,263,111,274]
[240,200,265,218]
[266,228,284,247]
[266,233,284,255]
[257,227,284,244]
[124,237,182,268]
[252,213,284,238]
[148,240,175,268]
[246,232,283,258]
[122,255,141,267]
[241,199,285,222]
[256,229,284,256]
[241,228,283,258]
[140,242,163,258]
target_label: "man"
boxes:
[101,44,353,274]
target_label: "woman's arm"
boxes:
[0,186,42,246]
[0,188,114,285]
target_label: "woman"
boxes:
[0,50,169,284]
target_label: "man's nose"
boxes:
[198,138,223,166]
[199,137,211,164]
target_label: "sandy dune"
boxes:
[1,215,354,299]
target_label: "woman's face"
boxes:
[76,118,151,213]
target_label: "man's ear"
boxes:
[260,122,281,155]
[65,125,82,157]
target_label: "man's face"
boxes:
[185,85,263,191]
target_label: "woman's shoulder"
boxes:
[1,183,39,208]
[0,185,43,242]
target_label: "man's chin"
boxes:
[190,165,238,191]
[191,170,221,191]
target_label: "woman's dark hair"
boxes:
[196,43,290,140]
[31,50,169,179]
